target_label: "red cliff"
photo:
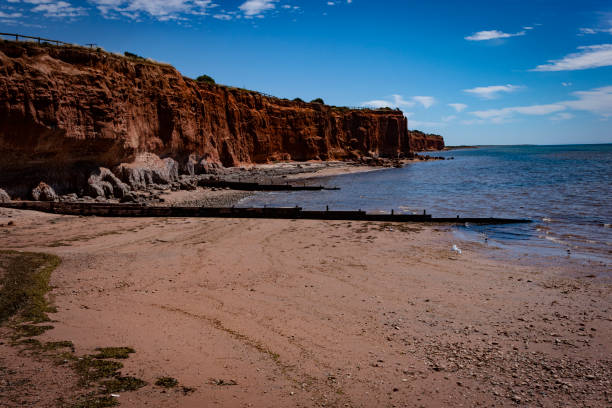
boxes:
[0,41,443,194]
[408,130,445,151]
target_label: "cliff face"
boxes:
[0,41,443,194]
[408,130,445,151]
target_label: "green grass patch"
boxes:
[0,250,61,323]
[210,378,237,386]
[102,376,147,393]
[74,357,124,386]
[14,338,74,352]
[93,347,135,359]
[155,376,178,388]
[44,340,75,352]
[13,324,54,339]
[73,395,119,408]
[181,386,196,394]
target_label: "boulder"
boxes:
[87,167,130,198]
[31,182,58,201]
[120,192,138,203]
[178,178,197,191]
[196,158,223,175]
[180,154,198,176]
[113,153,179,190]
[60,193,78,202]
[0,188,10,202]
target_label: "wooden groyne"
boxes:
[0,201,531,225]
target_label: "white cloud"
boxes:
[31,1,86,17]
[239,0,277,16]
[578,27,612,35]
[361,100,395,109]
[90,0,214,20]
[361,95,413,109]
[213,13,232,20]
[413,96,435,108]
[562,85,612,117]
[361,95,436,109]
[0,11,22,18]
[391,95,415,107]
[550,112,574,121]
[465,85,612,124]
[532,44,612,71]
[469,104,566,123]
[442,115,457,122]
[464,84,522,99]
[465,29,525,41]
[448,103,467,112]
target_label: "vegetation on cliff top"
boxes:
[196,74,215,84]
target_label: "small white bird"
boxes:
[452,244,462,255]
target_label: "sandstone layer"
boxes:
[0,41,443,197]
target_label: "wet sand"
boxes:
[0,207,610,407]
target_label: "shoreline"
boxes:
[1,207,610,407]
[159,159,432,207]
[158,161,396,207]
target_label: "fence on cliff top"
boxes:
[0,32,77,46]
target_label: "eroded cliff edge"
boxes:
[0,41,443,197]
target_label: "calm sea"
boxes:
[238,145,611,266]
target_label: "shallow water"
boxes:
[239,145,611,265]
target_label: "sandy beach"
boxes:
[1,207,610,408]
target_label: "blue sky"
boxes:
[1,0,612,145]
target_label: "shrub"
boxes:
[196,74,215,84]
[293,97,305,103]
[310,98,325,104]
[124,51,145,60]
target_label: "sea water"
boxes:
[238,145,611,266]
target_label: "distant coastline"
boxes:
[444,145,479,150]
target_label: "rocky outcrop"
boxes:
[113,153,179,190]
[87,167,130,198]
[31,182,57,201]
[409,131,445,151]
[0,40,444,197]
[0,188,10,202]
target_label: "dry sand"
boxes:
[0,207,610,407]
